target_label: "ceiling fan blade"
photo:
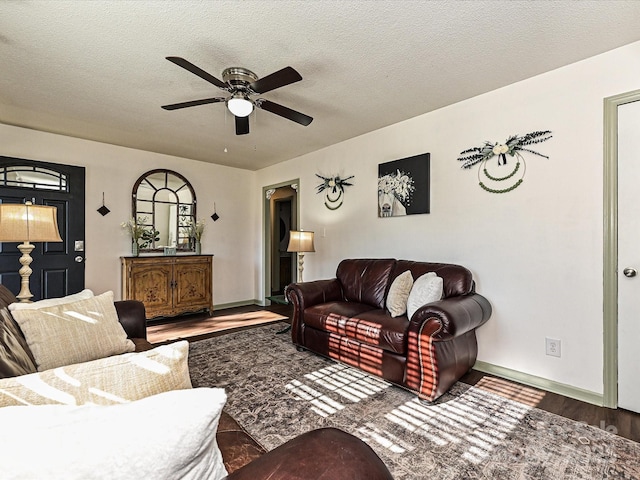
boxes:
[166,57,228,90]
[235,116,250,135]
[249,66,302,94]
[257,99,313,126]
[161,97,226,110]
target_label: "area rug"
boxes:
[147,310,287,344]
[188,325,640,479]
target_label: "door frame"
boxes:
[262,179,300,305]
[603,89,640,408]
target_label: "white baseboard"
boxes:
[473,360,604,407]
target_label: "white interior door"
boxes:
[618,99,640,412]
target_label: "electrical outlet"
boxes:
[546,338,561,357]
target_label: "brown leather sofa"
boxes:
[0,285,394,479]
[286,258,492,402]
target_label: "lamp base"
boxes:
[16,241,35,303]
[297,253,305,283]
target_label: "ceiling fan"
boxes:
[161,57,313,135]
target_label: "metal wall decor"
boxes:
[457,130,552,194]
[97,192,110,216]
[315,174,354,210]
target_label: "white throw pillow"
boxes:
[0,340,192,407]
[386,270,414,317]
[406,272,444,319]
[0,388,228,480]
[10,291,134,371]
[9,289,94,311]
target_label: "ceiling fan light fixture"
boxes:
[163,59,313,133]
[227,95,254,117]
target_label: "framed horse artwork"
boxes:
[377,153,430,217]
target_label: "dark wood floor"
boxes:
[147,302,292,327]
[158,302,640,444]
[460,369,640,443]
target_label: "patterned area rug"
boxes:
[188,325,640,479]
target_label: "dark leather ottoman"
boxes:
[217,411,266,473]
[225,427,394,480]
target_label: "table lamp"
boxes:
[0,202,62,302]
[287,230,315,282]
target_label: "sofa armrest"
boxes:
[285,279,343,310]
[409,293,492,341]
[114,300,147,340]
[224,428,394,480]
[286,279,343,346]
[406,293,491,401]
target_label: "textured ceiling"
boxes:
[2,1,640,170]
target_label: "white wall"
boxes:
[256,40,640,396]
[0,125,258,306]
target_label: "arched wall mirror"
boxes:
[132,169,196,252]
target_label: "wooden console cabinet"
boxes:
[121,255,213,319]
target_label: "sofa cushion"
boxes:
[0,307,37,379]
[10,291,135,371]
[0,388,228,480]
[406,272,444,319]
[304,301,377,332]
[8,289,94,311]
[391,260,473,298]
[304,303,408,354]
[0,340,191,407]
[346,309,409,354]
[336,258,395,309]
[386,270,413,317]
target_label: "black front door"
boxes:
[0,157,85,300]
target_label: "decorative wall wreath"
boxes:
[315,174,354,210]
[457,130,552,193]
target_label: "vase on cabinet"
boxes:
[132,242,139,257]
[195,241,201,255]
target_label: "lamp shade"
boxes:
[287,230,315,253]
[0,203,62,242]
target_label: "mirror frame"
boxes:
[132,169,197,253]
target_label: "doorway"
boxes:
[603,89,640,410]
[0,157,86,300]
[273,197,293,295]
[263,181,298,303]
